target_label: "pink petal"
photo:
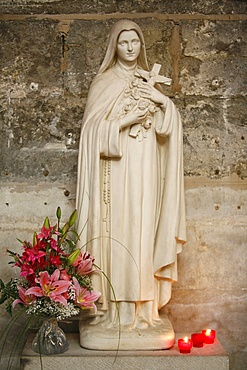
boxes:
[51,295,68,306]
[12,299,23,308]
[83,290,101,303]
[39,271,50,286]
[72,277,80,295]
[50,280,71,295]
[51,269,60,282]
[26,286,43,297]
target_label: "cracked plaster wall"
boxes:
[0,1,246,369]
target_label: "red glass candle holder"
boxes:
[191,333,204,347]
[202,329,216,344]
[178,337,192,353]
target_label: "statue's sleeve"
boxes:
[87,73,124,158]
[154,98,180,137]
[99,118,123,158]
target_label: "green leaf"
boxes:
[7,250,19,263]
[65,239,76,252]
[0,279,18,308]
[69,229,80,243]
[6,302,13,316]
[0,279,5,290]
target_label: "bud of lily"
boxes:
[32,232,38,246]
[59,222,69,244]
[43,216,50,229]
[56,206,62,221]
[67,249,81,265]
[61,222,69,234]
[68,210,77,227]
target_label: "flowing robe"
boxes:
[76,64,186,311]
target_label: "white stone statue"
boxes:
[76,19,186,350]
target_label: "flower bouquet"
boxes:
[0,207,101,364]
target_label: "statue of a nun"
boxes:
[76,19,186,350]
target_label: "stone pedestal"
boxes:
[21,333,229,370]
[79,316,175,350]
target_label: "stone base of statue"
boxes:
[79,316,174,350]
[22,332,229,370]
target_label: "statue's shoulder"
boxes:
[90,68,118,91]
[94,68,114,81]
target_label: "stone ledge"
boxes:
[21,333,229,370]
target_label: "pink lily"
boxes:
[49,238,60,252]
[26,269,71,306]
[12,286,36,308]
[37,225,56,240]
[22,245,46,264]
[19,265,36,281]
[73,252,95,276]
[72,277,101,312]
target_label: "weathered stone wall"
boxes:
[0,1,246,369]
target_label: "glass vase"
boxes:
[32,318,69,355]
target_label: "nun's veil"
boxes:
[98,20,149,74]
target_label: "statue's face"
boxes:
[117,30,141,64]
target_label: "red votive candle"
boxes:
[202,329,216,344]
[178,337,192,353]
[191,333,204,347]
